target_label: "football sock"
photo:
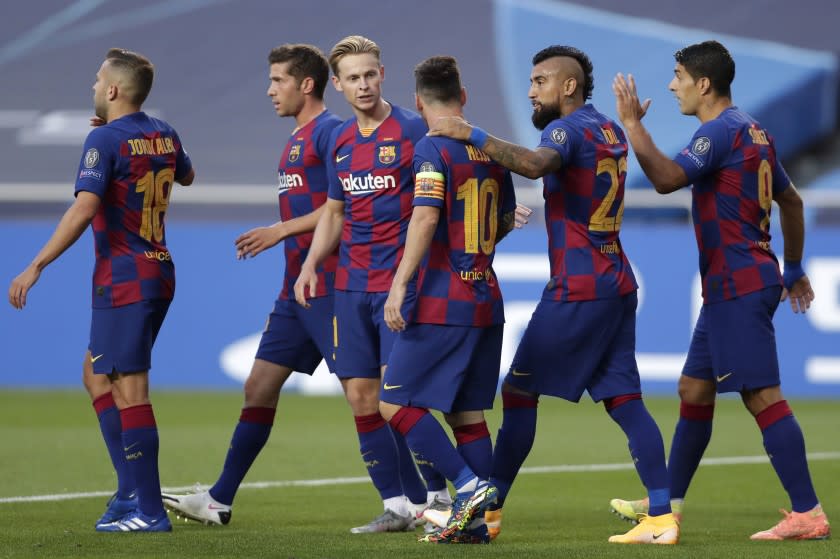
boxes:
[92,392,134,499]
[388,407,475,495]
[120,404,163,517]
[756,400,819,512]
[668,401,714,500]
[391,426,430,505]
[209,406,275,506]
[490,391,538,507]
[454,421,492,479]
[605,395,671,516]
[354,413,402,500]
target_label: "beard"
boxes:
[531,102,562,130]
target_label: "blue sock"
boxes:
[391,427,429,505]
[606,396,671,516]
[668,401,714,499]
[757,401,819,512]
[209,407,275,505]
[93,392,134,499]
[354,413,402,500]
[454,422,492,479]
[120,404,163,517]
[389,407,473,488]
[490,391,538,507]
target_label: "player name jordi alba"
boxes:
[126,136,176,156]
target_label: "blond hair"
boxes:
[329,35,380,76]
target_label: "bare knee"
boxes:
[243,360,292,408]
[342,378,381,416]
[741,385,783,417]
[443,410,485,429]
[82,352,111,401]
[677,375,716,406]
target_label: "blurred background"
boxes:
[2,0,839,396]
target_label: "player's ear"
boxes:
[460,87,467,107]
[697,76,711,96]
[107,84,119,102]
[379,64,385,82]
[331,74,342,92]
[563,76,577,98]
[300,76,314,95]
[415,93,423,113]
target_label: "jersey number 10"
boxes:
[457,177,499,255]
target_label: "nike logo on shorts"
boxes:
[383,383,402,390]
[91,354,104,363]
[716,372,733,383]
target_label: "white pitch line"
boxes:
[2,451,839,505]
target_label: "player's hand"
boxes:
[612,73,651,126]
[781,274,814,314]
[427,116,472,141]
[294,266,317,308]
[384,283,407,332]
[514,203,533,228]
[8,265,41,309]
[89,116,106,127]
[235,225,284,259]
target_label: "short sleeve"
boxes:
[172,131,193,182]
[500,170,516,215]
[673,119,729,183]
[314,114,341,163]
[537,118,580,164]
[74,127,114,199]
[412,139,446,209]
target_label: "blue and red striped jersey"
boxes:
[538,104,638,302]
[74,112,192,308]
[277,110,342,300]
[326,104,426,292]
[674,106,788,303]
[412,137,516,326]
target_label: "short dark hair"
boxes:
[532,45,594,100]
[674,40,735,98]
[414,55,462,104]
[105,48,154,105]
[268,44,330,99]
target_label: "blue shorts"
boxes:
[682,286,781,392]
[505,292,641,402]
[255,295,335,375]
[89,299,170,374]
[381,323,503,413]
[333,289,413,379]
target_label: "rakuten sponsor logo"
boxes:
[341,173,396,195]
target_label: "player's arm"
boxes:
[384,205,439,331]
[774,182,813,313]
[612,73,688,194]
[428,116,561,179]
[236,204,326,259]
[294,198,344,307]
[8,191,100,309]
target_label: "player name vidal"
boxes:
[341,173,396,194]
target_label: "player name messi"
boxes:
[341,173,396,194]
[126,137,177,156]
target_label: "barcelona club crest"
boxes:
[378,145,397,165]
[288,144,301,163]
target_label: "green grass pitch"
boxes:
[0,390,836,558]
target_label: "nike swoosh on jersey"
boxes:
[383,383,402,390]
[716,372,733,382]
[91,354,104,363]
[336,154,351,163]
